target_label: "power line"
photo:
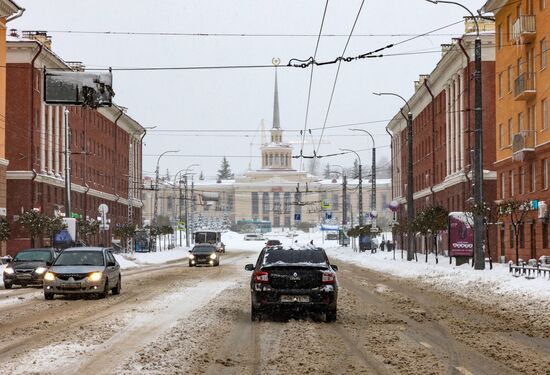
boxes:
[313,0,366,169]
[299,0,329,172]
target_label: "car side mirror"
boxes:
[107,261,116,267]
[244,264,255,271]
[331,265,338,272]
[46,261,52,267]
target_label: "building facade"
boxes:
[5,31,145,254]
[483,0,550,262]
[0,1,23,254]
[387,18,497,254]
[142,74,392,232]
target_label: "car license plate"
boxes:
[61,282,80,289]
[280,295,309,303]
[17,274,32,279]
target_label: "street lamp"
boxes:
[373,91,414,261]
[329,164,348,227]
[340,148,363,226]
[152,150,180,229]
[351,129,376,216]
[425,0,484,270]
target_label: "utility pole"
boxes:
[152,150,179,227]
[184,175,190,248]
[351,129,376,221]
[425,1,484,268]
[406,111,414,261]
[63,108,72,218]
[191,180,195,244]
[342,174,347,226]
[178,178,183,246]
[341,148,363,226]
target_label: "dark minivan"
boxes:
[245,246,338,322]
[2,248,57,289]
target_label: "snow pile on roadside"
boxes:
[324,246,550,301]
[115,247,189,270]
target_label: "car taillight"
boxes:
[322,271,336,284]
[253,271,269,284]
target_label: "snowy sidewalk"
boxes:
[325,246,550,304]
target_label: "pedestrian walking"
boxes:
[379,240,386,252]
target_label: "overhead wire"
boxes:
[313,0,366,170]
[299,0,329,172]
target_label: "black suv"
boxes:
[245,246,338,322]
[189,245,220,267]
[3,248,57,289]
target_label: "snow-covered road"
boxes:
[1,236,550,374]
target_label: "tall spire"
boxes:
[272,69,280,129]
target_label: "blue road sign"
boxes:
[294,213,301,221]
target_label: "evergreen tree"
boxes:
[323,163,331,179]
[217,157,234,180]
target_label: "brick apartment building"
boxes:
[387,18,497,256]
[483,0,550,262]
[4,31,145,254]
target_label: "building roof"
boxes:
[481,0,508,13]
[0,0,22,17]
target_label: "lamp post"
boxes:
[374,91,414,261]
[426,0,484,269]
[351,129,376,219]
[340,149,362,226]
[153,150,180,230]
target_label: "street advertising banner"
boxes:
[448,212,474,257]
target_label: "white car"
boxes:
[244,233,265,241]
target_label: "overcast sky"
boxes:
[11,0,487,180]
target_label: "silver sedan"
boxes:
[43,247,121,300]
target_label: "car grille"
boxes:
[56,273,89,281]
[15,269,34,273]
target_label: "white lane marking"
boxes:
[455,366,475,375]
[419,341,432,349]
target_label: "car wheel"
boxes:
[44,292,54,300]
[189,263,194,267]
[112,276,121,295]
[251,305,260,322]
[4,282,12,289]
[99,279,109,299]
[325,309,337,323]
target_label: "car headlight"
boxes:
[3,267,14,275]
[188,254,195,259]
[209,253,217,259]
[44,272,56,281]
[35,267,47,274]
[88,272,103,282]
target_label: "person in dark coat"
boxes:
[379,240,386,252]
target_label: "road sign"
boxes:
[98,204,109,214]
[294,213,301,221]
[325,212,332,220]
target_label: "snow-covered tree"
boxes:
[217,157,234,180]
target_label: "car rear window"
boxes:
[263,249,327,266]
[267,240,281,245]
[54,251,104,266]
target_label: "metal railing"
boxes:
[512,15,536,41]
[514,72,536,98]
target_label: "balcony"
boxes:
[511,130,536,162]
[514,72,536,101]
[511,15,536,44]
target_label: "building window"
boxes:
[542,0,547,10]
[498,23,503,49]
[510,170,515,195]
[541,38,547,69]
[501,173,506,199]
[530,162,536,192]
[518,112,524,132]
[519,223,525,248]
[543,223,549,249]
[499,123,504,148]
[262,192,269,220]
[507,66,513,94]
[498,72,503,98]
[508,118,514,146]
[510,224,515,248]
[283,192,291,214]
[273,192,280,214]
[544,159,549,190]
[520,167,525,194]
[251,192,259,215]
[542,99,548,130]
[507,15,513,41]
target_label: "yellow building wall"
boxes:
[494,1,550,162]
